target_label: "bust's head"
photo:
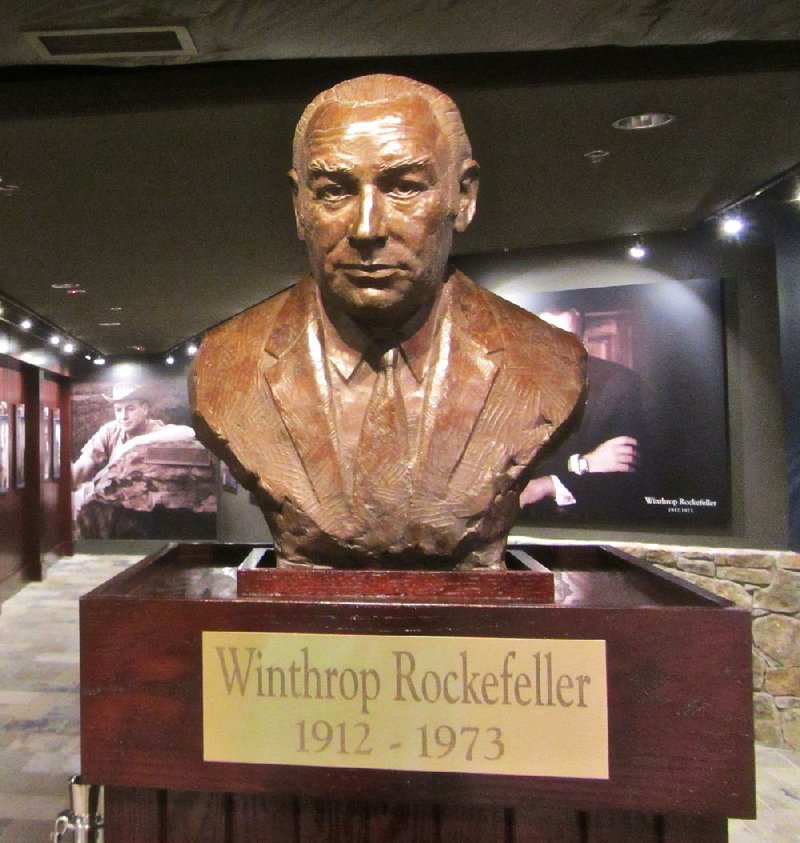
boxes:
[289,75,479,331]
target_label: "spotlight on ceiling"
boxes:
[20,318,32,330]
[628,244,647,260]
[612,113,675,131]
[84,354,92,361]
[186,343,198,357]
[63,342,75,354]
[720,216,745,238]
[49,335,61,346]
[93,357,106,366]
[165,355,175,365]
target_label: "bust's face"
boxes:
[292,96,463,329]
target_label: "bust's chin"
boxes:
[317,270,445,337]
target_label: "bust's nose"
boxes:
[348,185,387,248]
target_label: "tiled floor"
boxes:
[0,554,798,842]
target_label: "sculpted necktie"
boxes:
[351,348,411,534]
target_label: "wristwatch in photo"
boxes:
[567,453,590,475]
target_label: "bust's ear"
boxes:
[454,159,480,233]
[287,168,305,241]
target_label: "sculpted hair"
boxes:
[292,74,472,171]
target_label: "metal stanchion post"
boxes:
[51,775,104,842]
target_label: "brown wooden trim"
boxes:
[21,364,41,580]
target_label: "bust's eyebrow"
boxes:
[306,160,352,178]
[378,156,434,175]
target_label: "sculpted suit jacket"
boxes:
[190,270,585,568]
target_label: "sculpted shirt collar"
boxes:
[316,279,449,385]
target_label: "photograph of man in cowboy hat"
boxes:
[72,382,194,487]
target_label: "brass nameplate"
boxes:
[145,446,210,466]
[203,632,608,778]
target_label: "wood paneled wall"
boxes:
[0,354,73,590]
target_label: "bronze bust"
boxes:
[190,74,585,569]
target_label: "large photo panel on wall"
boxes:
[465,270,729,529]
[71,362,217,540]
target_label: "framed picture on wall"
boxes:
[42,406,51,481]
[52,407,61,480]
[15,404,25,489]
[506,278,730,529]
[0,401,9,493]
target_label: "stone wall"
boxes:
[620,544,800,750]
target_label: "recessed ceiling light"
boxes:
[110,306,122,312]
[49,335,61,346]
[84,354,92,361]
[99,321,121,327]
[186,343,198,356]
[66,288,87,295]
[20,318,32,330]
[51,282,82,290]
[63,342,75,354]
[93,357,106,366]
[165,355,175,365]
[127,345,145,352]
[612,113,675,131]
[628,244,647,259]
[584,149,610,164]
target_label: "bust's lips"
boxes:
[338,263,406,282]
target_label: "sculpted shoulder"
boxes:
[189,285,293,416]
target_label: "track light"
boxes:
[720,216,745,237]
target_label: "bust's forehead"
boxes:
[300,95,449,170]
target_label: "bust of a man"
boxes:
[191,74,585,569]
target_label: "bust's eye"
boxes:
[388,179,426,199]
[315,182,350,201]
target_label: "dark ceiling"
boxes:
[0,1,799,358]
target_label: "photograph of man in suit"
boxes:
[520,309,647,522]
[191,74,585,569]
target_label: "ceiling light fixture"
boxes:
[49,335,61,346]
[0,177,20,195]
[186,343,198,356]
[51,282,82,290]
[93,358,106,366]
[20,318,32,330]
[720,215,745,237]
[165,355,175,365]
[612,112,675,131]
[63,342,75,354]
[584,149,609,164]
[66,288,87,295]
[99,321,121,327]
[628,244,647,260]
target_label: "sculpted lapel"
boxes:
[261,280,347,520]
[413,273,501,500]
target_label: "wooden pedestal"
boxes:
[80,543,755,842]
